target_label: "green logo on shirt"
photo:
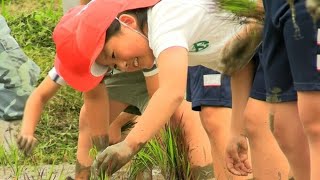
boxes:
[190,41,209,52]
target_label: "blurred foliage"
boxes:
[218,0,264,21]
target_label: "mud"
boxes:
[191,163,215,180]
[220,22,263,76]
[91,134,109,152]
[75,160,91,180]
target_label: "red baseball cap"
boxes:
[53,0,160,92]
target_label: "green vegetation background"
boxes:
[1,0,81,165]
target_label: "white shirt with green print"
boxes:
[148,0,251,74]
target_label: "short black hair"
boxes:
[105,8,148,42]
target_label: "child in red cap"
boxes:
[52,0,263,177]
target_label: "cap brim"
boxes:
[55,55,104,92]
[91,62,110,77]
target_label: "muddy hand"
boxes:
[16,134,38,155]
[306,0,320,20]
[226,135,252,176]
[91,140,134,177]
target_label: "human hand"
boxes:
[226,135,252,176]
[16,134,38,156]
[306,0,320,20]
[91,140,138,178]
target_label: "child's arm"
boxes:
[225,60,254,176]
[224,4,262,175]
[127,47,187,146]
[18,76,61,155]
[92,47,188,176]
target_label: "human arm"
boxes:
[223,2,263,175]
[126,47,187,147]
[226,61,254,176]
[18,76,61,154]
[92,47,188,176]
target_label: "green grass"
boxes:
[1,0,82,165]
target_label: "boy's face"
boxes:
[95,15,154,73]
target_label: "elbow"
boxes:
[27,90,48,106]
[176,93,184,104]
[171,91,185,106]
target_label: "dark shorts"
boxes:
[186,65,232,111]
[250,59,267,101]
[123,105,141,115]
[250,51,297,102]
[261,1,320,102]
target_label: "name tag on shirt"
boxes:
[203,74,221,86]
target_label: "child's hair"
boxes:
[106,8,148,42]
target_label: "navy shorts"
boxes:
[186,65,232,111]
[250,56,267,101]
[261,1,320,102]
[250,51,297,102]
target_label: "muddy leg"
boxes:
[75,160,91,180]
[191,164,215,180]
[136,168,153,180]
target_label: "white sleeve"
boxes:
[142,63,158,77]
[48,67,67,86]
[148,0,209,58]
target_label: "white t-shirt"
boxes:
[148,0,256,74]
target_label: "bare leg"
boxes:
[297,92,320,180]
[75,105,93,179]
[75,100,128,179]
[244,98,289,179]
[109,99,129,124]
[201,106,248,180]
[109,112,137,145]
[171,101,214,179]
[272,102,310,180]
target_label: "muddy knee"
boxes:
[191,164,214,180]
